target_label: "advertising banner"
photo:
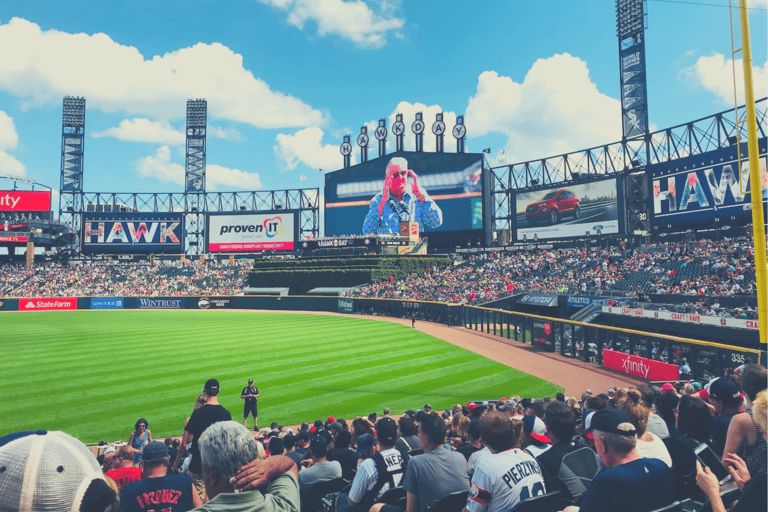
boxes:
[620,39,649,138]
[90,297,124,310]
[602,305,759,330]
[338,298,354,313]
[0,298,18,311]
[208,213,295,252]
[300,237,376,251]
[0,236,28,242]
[324,151,485,236]
[197,297,233,309]
[81,213,184,254]
[515,178,620,242]
[518,293,558,307]
[0,191,52,212]
[136,298,185,309]
[651,149,767,227]
[602,348,679,381]
[533,320,555,351]
[567,296,633,308]
[19,298,77,311]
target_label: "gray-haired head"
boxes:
[199,421,258,482]
[593,429,637,456]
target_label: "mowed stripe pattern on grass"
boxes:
[1,311,562,444]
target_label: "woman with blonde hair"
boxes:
[617,388,673,467]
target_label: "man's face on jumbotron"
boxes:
[386,162,408,198]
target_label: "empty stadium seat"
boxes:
[425,490,469,512]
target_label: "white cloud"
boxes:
[257,0,404,48]
[134,145,262,190]
[274,126,348,172]
[92,118,185,145]
[0,18,325,129]
[681,53,768,106]
[209,126,245,142]
[465,54,622,164]
[0,110,25,176]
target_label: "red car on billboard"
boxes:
[525,189,580,225]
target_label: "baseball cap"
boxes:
[376,417,398,444]
[661,383,675,391]
[204,378,220,393]
[499,402,516,412]
[297,431,310,442]
[318,429,333,445]
[521,415,551,443]
[0,430,107,512]
[582,410,596,439]
[589,408,637,437]
[356,433,376,457]
[142,441,169,463]
[310,435,327,453]
[248,378,253,384]
[704,377,740,402]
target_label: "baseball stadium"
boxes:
[0,1,767,512]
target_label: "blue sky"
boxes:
[0,0,765,208]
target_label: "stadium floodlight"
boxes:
[530,179,539,186]
[616,0,645,39]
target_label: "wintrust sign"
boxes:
[19,298,77,311]
[602,349,679,381]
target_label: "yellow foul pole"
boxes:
[738,0,767,345]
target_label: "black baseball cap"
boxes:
[376,417,398,444]
[589,408,636,437]
[204,379,219,394]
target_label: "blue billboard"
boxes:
[81,213,184,254]
[136,298,185,309]
[90,297,124,310]
[651,144,767,228]
[324,151,486,237]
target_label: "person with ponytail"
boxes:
[617,388,673,467]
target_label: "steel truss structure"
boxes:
[63,189,319,255]
[490,99,768,237]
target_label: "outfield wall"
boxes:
[1,295,763,381]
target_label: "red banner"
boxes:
[0,236,28,242]
[0,191,51,212]
[19,298,78,311]
[602,349,680,381]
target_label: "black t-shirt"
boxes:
[185,404,232,474]
[455,443,481,461]
[242,385,259,403]
[327,447,358,481]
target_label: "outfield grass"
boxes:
[1,310,562,444]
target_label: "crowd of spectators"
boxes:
[0,259,251,297]
[2,366,765,512]
[346,237,759,306]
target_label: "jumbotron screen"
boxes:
[651,145,767,228]
[514,178,621,242]
[207,212,297,252]
[324,151,485,236]
[81,213,184,254]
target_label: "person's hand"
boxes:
[300,459,314,469]
[695,460,722,499]
[723,453,751,490]
[408,170,424,202]
[378,174,392,216]
[232,458,269,491]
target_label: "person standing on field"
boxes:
[242,378,259,430]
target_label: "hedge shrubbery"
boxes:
[249,255,450,294]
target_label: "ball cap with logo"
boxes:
[589,408,637,437]
[701,377,740,402]
[204,378,219,394]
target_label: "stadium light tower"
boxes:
[59,96,86,243]
[616,0,649,142]
[185,99,207,193]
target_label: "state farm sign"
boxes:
[0,191,52,212]
[19,298,77,311]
